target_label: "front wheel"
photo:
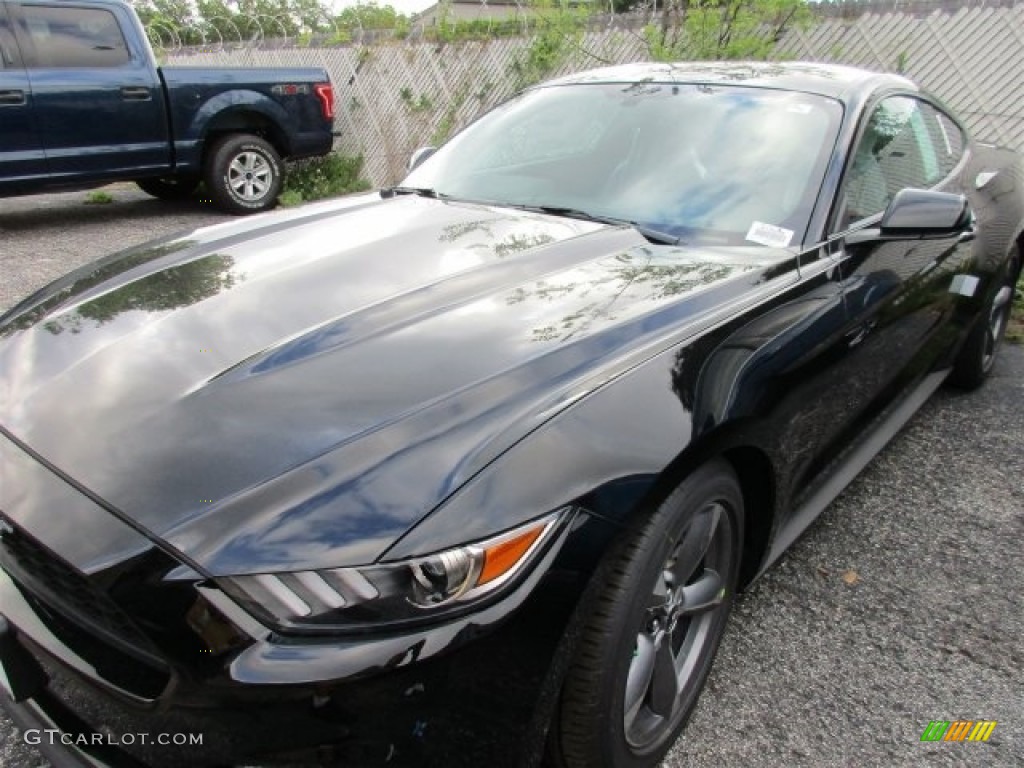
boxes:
[204,134,283,215]
[548,460,744,768]
[949,248,1020,390]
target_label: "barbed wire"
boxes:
[145,7,664,54]
[152,3,1024,188]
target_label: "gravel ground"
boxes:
[1,189,1021,768]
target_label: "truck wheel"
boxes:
[204,134,283,215]
[136,176,200,201]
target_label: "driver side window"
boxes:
[841,96,943,228]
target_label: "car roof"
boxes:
[541,61,916,103]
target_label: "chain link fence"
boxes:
[156,2,1024,187]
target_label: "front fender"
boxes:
[381,344,687,562]
[383,268,848,569]
[382,327,783,561]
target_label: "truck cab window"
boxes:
[18,5,129,68]
[0,13,16,67]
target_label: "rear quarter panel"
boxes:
[965,142,1024,276]
[161,67,333,171]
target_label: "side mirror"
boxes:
[408,146,436,172]
[845,188,971,246]
[880,188,971,235]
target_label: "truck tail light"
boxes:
[314,84,335,121]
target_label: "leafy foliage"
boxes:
[1008,272,1024,344]
[508,0,592,90]
[280,153,372,206]
[428,15,527,43]
[84,190,115,205]
[400,87,434,113]
[643,0,811,61]
[133,0,409,44]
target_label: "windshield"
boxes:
[402,82,843,247]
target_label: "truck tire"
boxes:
[136,176,200,201]
[204,134,283,215]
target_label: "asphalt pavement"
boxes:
[0,187,1021,767]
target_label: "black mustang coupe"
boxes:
[0,62,1021,768]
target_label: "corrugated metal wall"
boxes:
[164,5,1024,187]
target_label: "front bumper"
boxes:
[0,511,615,768]
[0,663,132,768]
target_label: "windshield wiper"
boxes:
[512,205,681,246]
[381,186,448,199]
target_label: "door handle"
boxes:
[0,89,26,106]
[120,86,151,101]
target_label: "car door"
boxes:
[9,1,170,180]
[828,94,972,425]
[0,2,45,191]
[765,94,974,511]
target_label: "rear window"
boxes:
[18,5,129,68]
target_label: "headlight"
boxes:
[218,509,568,633]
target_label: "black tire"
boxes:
[948,248,1020,390]
[203,134,283,215]
[548,460,744,768]
[136,175,200,201]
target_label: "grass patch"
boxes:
[1007,273,1024,345]
[84,190,114,205]
[280,153,371,207]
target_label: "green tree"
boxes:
[133,0,365,43]
[643,0,811,62]
[507,0,594,89]
[335,2,405,32]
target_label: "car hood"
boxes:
[0,194,780,575]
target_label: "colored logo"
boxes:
[920,720,997,742]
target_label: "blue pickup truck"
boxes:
[0,0,335,213]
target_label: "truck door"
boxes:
[9,1,170,180]
[0,3,45,191]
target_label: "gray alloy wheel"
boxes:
[981,281,1014,374]
[204,133,283,215]
[228,151,273,203]
[549,460,743,768]
[950,249,1020,390]
[623,500,732,750]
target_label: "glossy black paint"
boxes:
[0,0,332,196]
[880,188,970,234]
[1,62,1023,767]
[0,194,785,574]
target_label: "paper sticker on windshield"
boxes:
[746,221,793,248]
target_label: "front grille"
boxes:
[0,518,170,699]
[0,526,148,645]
